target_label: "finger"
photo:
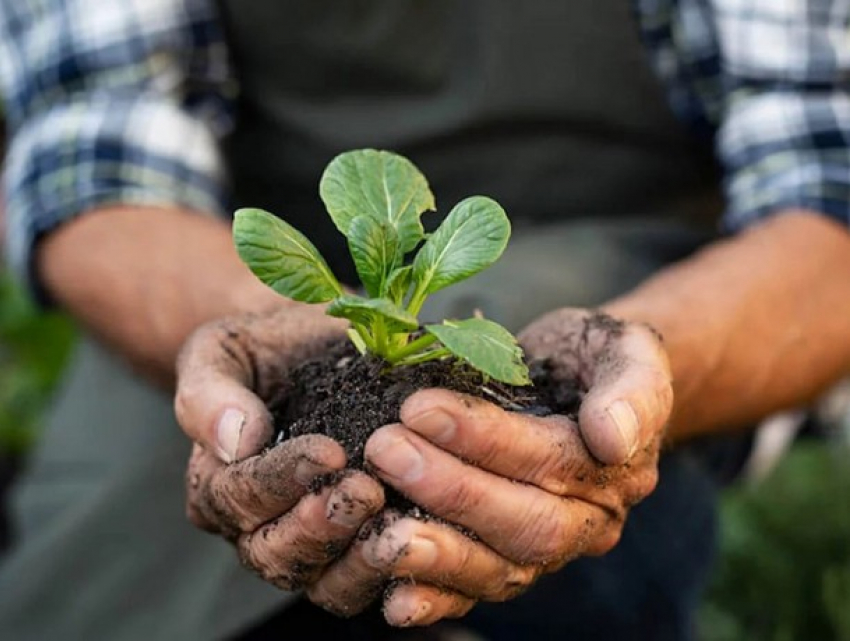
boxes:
[239,471,384,591]
[579,323,672,464]
[306,511,404,618]
[361,515,537,601]
[365,426,617,565]
[185,442,222,532]
[383,582,475,627]
[198,434,347,538]
[175,319,274,462]
[400,389,617,498]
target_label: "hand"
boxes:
[336,309,672,626]
[174,306,386,600]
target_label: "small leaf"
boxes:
[412,196,510,296]
[385,266,414,305]
[327,295,419,332]
[233,208,343,303]
[425,318,531,386]
[347,215,401,298]
[319,149,436,253]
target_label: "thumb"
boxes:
[174,319,274,463]
[578,324,673,465]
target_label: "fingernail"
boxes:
[216,408,245,463]
[406,600,433,626]
[407,536,438,569]
[326,488,369,529]
[405,409,456,444]
[295,458,328,486]
[368,432,424,483]
[607,400,639,459]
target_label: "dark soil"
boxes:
[269,337,583,512]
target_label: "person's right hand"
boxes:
[174,306,386,600]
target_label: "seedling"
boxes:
[233,148,531,386]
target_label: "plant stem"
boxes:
[406,282,428,317]
[352,324,376,352]
[386,333,438,363]
[374,317,389,357]
[395,347,451,367]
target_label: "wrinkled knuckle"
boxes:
[527,444,573,495]
[237,532,273,576]
[430,481,484,521]
[288,511,328,553]
[208,471,259,533]
[472,432,509,470]
[518,504,570,565]
[239,528,307,591]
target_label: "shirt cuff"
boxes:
[3,93,228,305]
[718,91,850,233]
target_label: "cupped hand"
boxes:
[174,306,385,599]
[347,309,672,626]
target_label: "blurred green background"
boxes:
[0,274,76,455]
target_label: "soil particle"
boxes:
[270,336,583,516]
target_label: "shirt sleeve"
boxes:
[0,0,234,302]
[712,0,850,232]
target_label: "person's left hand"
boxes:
[303,309,672,627]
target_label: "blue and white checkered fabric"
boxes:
[2,0,850,298]
[637,0,850,231]
[0,0,232,296]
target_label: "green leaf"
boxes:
[319,149,436,253]
[425,318,531,386]
[385,266,414,305]
[233,208,343,303]
[347,215,401,298]
[327,295,419,333]
[412,196,510,297]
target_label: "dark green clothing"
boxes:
[218,0,721,283]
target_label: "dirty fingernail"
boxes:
[295,458,329,486]
[326,488,370,529]
[216,408,245,463]
[406,409,456,444]
[607,400,639,459]
[368,432,424,483]
[400,599,433,627]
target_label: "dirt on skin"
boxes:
[268,334,584,512]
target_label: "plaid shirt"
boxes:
[2,0,850,296]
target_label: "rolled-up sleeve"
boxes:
[0,0,233,300]
[713,0,850,231]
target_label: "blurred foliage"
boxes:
[0,272,76,453]
[698,439,850,641]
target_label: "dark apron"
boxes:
[217,0,721,289]
[0,2,728,640]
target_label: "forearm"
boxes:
[37,206,306,387]
[603,210,850,442]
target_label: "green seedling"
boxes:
[233,148,531,386]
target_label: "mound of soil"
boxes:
[269,337,582,511]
